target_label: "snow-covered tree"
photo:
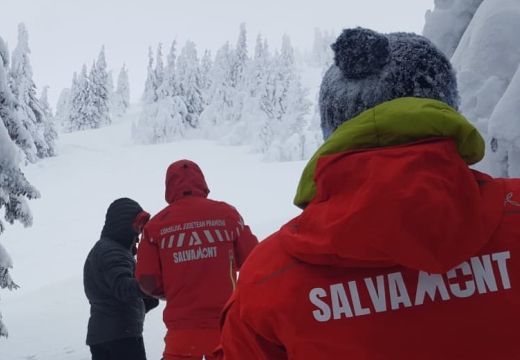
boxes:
[9,23,55,160]
[423,0,484,58]
[39,86,57,152]
[134,25,314,160]
[200,50,213,103]
[230,23,248,89]
[0,38,36,163]
[106,70,115,115]
[133,95,188,144]
[451,0,520,128]
[159,41,178,98]
[54,88,71,130]
[112,65,130,117]
[176,41,203,128]
[134,42,189,144]
[64,47,112,132]
[424,0,520,176]
[88,47,111,127]
[65,66,91,132]
[199,42,234,134]
[39,86,53,121]
[249,34,269,97]
[0,33,40,338]
[227,34,271,148]
[488,64,520,177]
[309,28,335,69]
[142,47,158,104]
[254,35,310,160]
[154,44,164,93]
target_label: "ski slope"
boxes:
[0,107,306,360]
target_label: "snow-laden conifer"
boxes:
[112,65,130,117]
[0,33,40,338]
[9,24,55,160]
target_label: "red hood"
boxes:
[165,160,210,204]
[281,139,504,273]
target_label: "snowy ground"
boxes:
[0,107,306,359]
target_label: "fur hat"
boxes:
[319,27,459,139]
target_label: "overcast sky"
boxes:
[0,0,433,105]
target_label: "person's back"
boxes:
[219,135,520,359]
[83,197,156,360]
[142,195,254,329]
[84,237,145,345]
[217,28,520,359]
[136,160,258,360]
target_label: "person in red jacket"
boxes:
[216,28,520,359]
[135,159,258,360]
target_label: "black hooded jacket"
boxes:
[83,198,156,345]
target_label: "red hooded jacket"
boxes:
[217,139,520,359]
[135,160,258,331]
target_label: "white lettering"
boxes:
[365,276,387,313]
[471,255,498,293]
[172,246,218,264]
[492,251,512,289]
[309,288,331,322]
[330,284,353,319]
[415,271,450,305]
[388,273,412,310]
[348,281,370,316]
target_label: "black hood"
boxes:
[101,198,143,248]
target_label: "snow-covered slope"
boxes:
[0,107,305,360]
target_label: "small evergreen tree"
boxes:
[9,23,55,160]
[112,65,130,117]
[176,41,203,128]
[0,32,40,339]
[66,66,91,131]
[200,50,213,104]
[230,23,248,88]
[54,87,71,131]
[39,86,58,154]
[159,41,178,98]
[134,42,189,144]
[199,42,234,133]
[154,44,164,92]
[142,47,158,104]
[89,47,110,127]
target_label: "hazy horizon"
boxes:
[0,0,433,105]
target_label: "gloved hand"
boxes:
[143,297,159,313]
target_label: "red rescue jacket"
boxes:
[217,139,520,359]
[135,160,258,331]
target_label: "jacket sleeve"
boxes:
[100,248,143,302]
[215,292,287,360]
[135,227,165,299]
[231,211,259,269]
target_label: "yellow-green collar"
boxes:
[294,97,484,208]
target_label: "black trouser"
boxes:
[90,336,147,360]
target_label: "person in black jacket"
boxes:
[84,198,159,360]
